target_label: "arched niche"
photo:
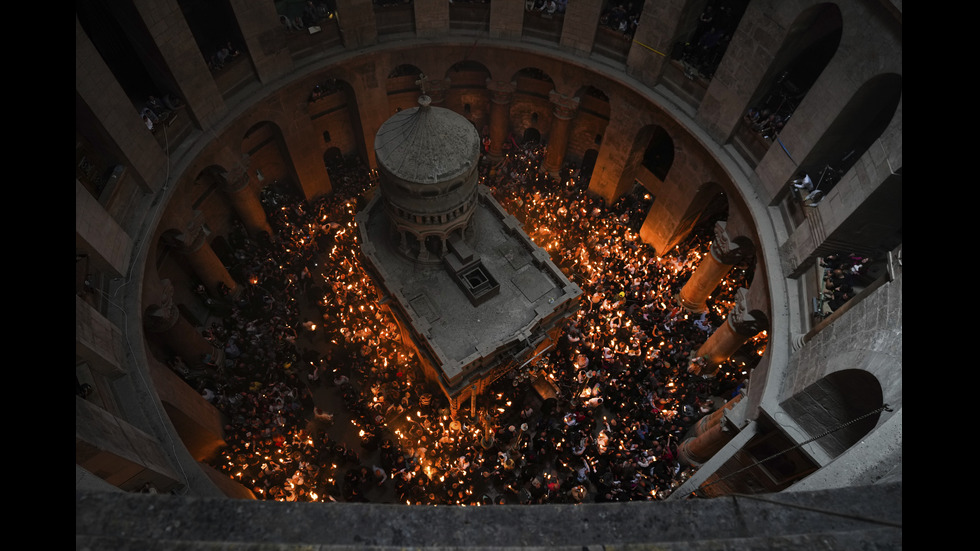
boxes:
[510,67,556,139]
[568,85,610,171]
[733,3,842,167]
[622,125,674,200]
[241,121,301,199]
[792,73,902,201]
[662,182,730,256]
[445,60,492,130]
[781,368,885,459]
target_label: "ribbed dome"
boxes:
[374,96,481,185]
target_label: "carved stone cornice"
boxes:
[728,287,766,335]
[710,221,751,265]
[172,211,207,253]
[549,91,580,120]
[486,79,517,104]
[144,279,179,332]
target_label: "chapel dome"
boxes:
[373,94,483,262]
[374,95,481,189]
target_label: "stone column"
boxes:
[449,393,460,421]
[486,79,516,159]
[692,288,767,375]
[221,161,273,238]
[542,91,580,178]
[678,414,734,467]
[171,212,240,300]
[692,392,743,437]
[144,279,223,369]
[678,222,752,312]
[470,378,487,419]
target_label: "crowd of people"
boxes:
[309,78,344,102]
[206,40,242,72]
[816,252,870,319]
[598,2,642,38]
[525,0,567,16]
[742,107,789,143]
[181,137,761,505]
[280,1,336,31]
[676,1,744,80]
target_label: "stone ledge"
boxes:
[76,482,901,549]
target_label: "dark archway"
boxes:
[323,147,343,170]
[642,126,674,182]
[523,127,542,145]
[734,3,842,167]
[795,73,902,201]
[242,121,303,199]
[781,369,884,459]
[581,148,599,184]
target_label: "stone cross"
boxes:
[416,73,428,96]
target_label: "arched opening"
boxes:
[77,0,179,99]
[523,0,565,44]
[446,60,492,128]
[511,68,555,144]
[242,121,302,199]
[308,78,363,165]
[323,147,343,170]
[792,74,902,203]
[449,0,490,32]
[662,183,729,256]
[593,0,644,62]
[310,77,345,102]
[522,127,542,145]
[642,126,674,182]
[676,0,750,80]
[375,0,416,36]
[734,3,843,167]
[176,0,247,72]
[616,124,663,203]
[387,64,426,111]
[781,369,884,459]
[581,148,599,185]
[568,86,610,181]
[424,235,443,257]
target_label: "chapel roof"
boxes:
[374,95,481,185]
